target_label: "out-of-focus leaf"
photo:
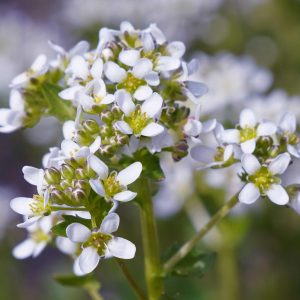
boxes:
[162,244,216,278]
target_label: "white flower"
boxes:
[10,54,48,88]
[104,57,158,101]
[184,104,216,137]
[222,108,277,153]
[0,90,25,133]
[239,153,291,205]
[278,112,300,158]
[89,156,142,202]
[114,91,164,137]
[66,213,136,275]
[13,216,52,259]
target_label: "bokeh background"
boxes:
[1,0,300,299]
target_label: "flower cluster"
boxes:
[191,108,300,207]
[7,22,208,276]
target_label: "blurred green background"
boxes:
[1,0,300,299]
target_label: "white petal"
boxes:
[107,237,136,259]
[141,123,164,137]
[56,237,77,255]
[223,145,234,161]
[141,92,163,118]
[239,183,260,204]
[88,155,108,179]
[222,129,240,144]
[117,162,142,186]
[142,32,154,53]
[279,112,296,133]
[32,242,47,257]
[133,85,153,101]
[13,239,36,259]
[101,94,115,105]
[268,153,291,175]
[149,24,166,44]
[59,85,83,101]
[31,54,47,72]
[241,154,261,175]
[61,140,80,157]
[184,120,202,136]
[17,216,40,228]
[156,56,180,72]
[266,184,289,205]
[63,121,76,140]
[144,71,160,86]
[9,90,24,111]
[104,62,126,83]
[48,40,65,55]
[113,191,137,202]
[115,121,133,135]
[73,257,85,276]
[257,122,277,136]
[287,144,300,158]
[132,58,153,79]
[241,139,256,154]
[78,247,100,274]
[119,50,140,67]
[90,58,103,79]
[120,21,135,32]
[167,41,186,58]
[89,136,101,154]
[92,79,106,98]
[99,213,120,234]
[69,40,90,57]
[89,179,105,197]
[22,166,44,186]
[69,55,89,80]
[10,197,33,215]
[66,223,91,243]
[202,119,217,133]
[185,81,208,97]
[115,90,135,116]
[239,109,256,129]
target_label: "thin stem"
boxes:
[86,288,103,300]
[137,178,164,300]
[164,192,239,273]
[116,259,147,300]
[50,206,88,212]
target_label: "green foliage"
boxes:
[163,244,216,278]
[51,215,92,237]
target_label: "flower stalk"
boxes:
[163,192,239,273]
[137,178,164,300]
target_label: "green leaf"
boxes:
[54,274,100,291]
[120,148,165,181]
[163,244,216,278]
[51,215,92,237]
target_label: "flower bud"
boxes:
[172,140,188,161]
[82,119,99,134]
[60,179,70,189]
[50,189,65,205]
[61,163,75,179]
[75,168,86,179]
[74,179,90,190]
[101,111,114,123]
[72,188,88,205]
[44,167,61,184]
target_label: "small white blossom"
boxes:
[66,213,136,275]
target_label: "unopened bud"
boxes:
[50,189,65,205]
[44,167,61,184]
[72,188,87,204]
[82,119,99,134]
[61,164,75,179]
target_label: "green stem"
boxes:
[50,206,88,212]
[86,287,103,300]
[164,193,239,273]
[116,259,147,300]
[137,178,164,300]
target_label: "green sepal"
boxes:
[162,244,216,278]
[51,215,92,237]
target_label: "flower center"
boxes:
[31,229,51,243]
[84,232,112,256]
[103,172,122,198]
[30,195,50,216]
[248,166,280,193]
[125,107,150,135]
[240,126,257,143]
[118,73,145,94]
[214,147,226,162]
